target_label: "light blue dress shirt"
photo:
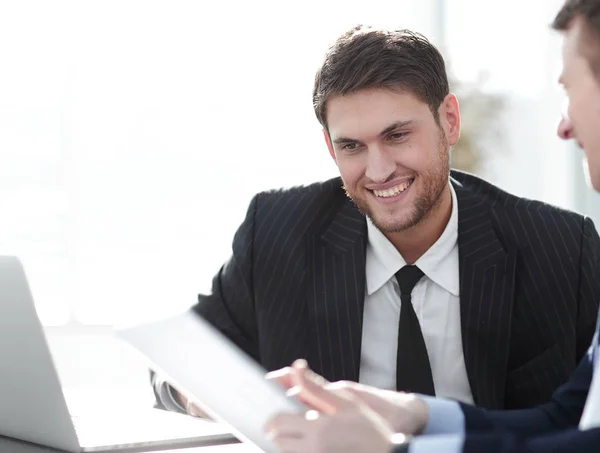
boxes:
[409,396,465,453]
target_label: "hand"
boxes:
[322,381,428,435]
[265,373,396,453]
[266,359,429,435]
[173,390,212,419]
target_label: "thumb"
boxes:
[290,359,354,415]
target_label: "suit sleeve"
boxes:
[457,344,594,439]
[191,194,260,361]
[575,217,600,362]
[407,352,596,453]
[460,426,600,453]
[151,195,261,410]
[401,426,600,453]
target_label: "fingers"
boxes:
[291,359,330,387]
[324,380,363,396]
[270,436,304,453]
[290,360,355,415]
[265,363,333,411]
[266,366,296,391]
[325,382,381,407]
[265,413,310,439]
[265,412,321,453]
[266,360,356,415]
[284,386,324,410]
[265,359,331,390]
[186,400,212,419]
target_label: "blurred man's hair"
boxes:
[553,0,600,73]
[312,25,449,130]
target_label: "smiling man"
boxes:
[265,3,600,452]
[321,76,456,267]
[152,25,600,415]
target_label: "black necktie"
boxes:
[395,265,436,395]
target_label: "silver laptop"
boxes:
[0,255,237,452]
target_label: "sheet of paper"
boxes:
[117,310,305,453]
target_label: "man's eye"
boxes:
[389,132,408,140]
[342,143,358,151]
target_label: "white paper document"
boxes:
[117,310,305,453]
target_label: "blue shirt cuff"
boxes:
[417,395,465,435]
[409,434,465,453]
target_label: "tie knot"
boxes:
[395,265,424,295]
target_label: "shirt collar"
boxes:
[365,183,460,297]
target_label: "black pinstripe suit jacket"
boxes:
[194,170,600,410]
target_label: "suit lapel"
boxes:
[454,179,517,409]
[306,190,367,383]
[593,311,600,369]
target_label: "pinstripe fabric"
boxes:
[191,170,600,410]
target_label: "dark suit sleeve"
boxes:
[409,350,596,452]
[461,426,600,453]
[191,194,260,361]
[460,348,593,437]
[575,217,600,361]
[151,195,261,410]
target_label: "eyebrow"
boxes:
[332,120,416,145]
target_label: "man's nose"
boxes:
[557,115,573,140]
[365,146,395,183]
[557,97,573,140]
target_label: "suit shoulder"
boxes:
[253,177,343,211]
[246,177,348,247]
[452,170,587,224]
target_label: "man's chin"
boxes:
[582,158,599,191]
[348,195,413,232]
[367,213,414,234]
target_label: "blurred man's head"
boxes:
[312,26,460,236]
[554,0,600,190]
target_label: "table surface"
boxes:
[0,387,258,453]
[0,436,255,453]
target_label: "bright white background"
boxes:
[0,0,588,396]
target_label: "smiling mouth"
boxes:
[371,179,414,198]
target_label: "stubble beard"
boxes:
[343,134,450,234]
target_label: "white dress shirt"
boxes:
[359,183,474,404]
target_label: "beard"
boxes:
[344,132,450,234]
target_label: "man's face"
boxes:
[558,17,600,191]
[324,88,460,233]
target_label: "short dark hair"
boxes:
[312,25,449,130]
[552,0,600,32]
[553,0,600,73]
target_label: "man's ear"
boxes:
[439,94,461,146]
[324,129,337,162]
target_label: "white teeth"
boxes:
[373,180,412,198]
